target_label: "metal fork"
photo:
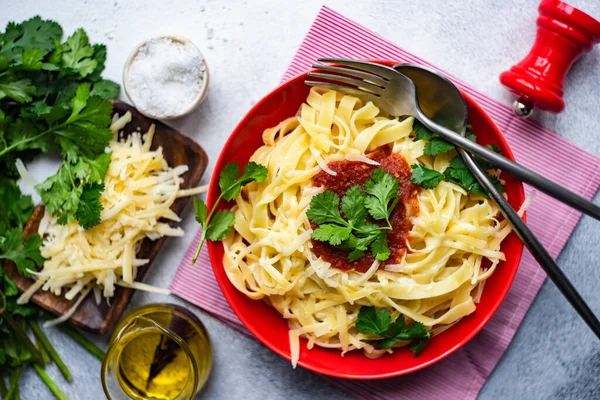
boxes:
[306,58,600,222]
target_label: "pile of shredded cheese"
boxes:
[18,112,206,325]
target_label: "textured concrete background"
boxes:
[2,0,600,399]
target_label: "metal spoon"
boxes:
[393,63,600,340]
[309,58,600,222]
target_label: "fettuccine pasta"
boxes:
[223,88,513,365]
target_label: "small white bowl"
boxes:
[123,36,209,120]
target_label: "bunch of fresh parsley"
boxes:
[0,16,119,229]
[356,306,431,356]
[192,162,269,263]
[0,16,117,398]
[409,121,504,196]
[307,169,400,262]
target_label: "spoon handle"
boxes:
[422,118,600,221]
[459,145,600,341]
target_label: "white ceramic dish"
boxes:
[123,35,209,120]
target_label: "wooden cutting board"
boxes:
[4,100,208,334]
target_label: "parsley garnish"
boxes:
[192,162,268,263]
[424,137,454,156]
[410,123,504,196]
[413,120,433,141]
[356,307,431,356]
[307,168,400,262]
[409,164,445,189]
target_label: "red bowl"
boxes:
[207,61,525,379]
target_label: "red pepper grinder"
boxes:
[500,0,600,117]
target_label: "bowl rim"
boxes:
[122,35,209,120]
[207,61,525,379]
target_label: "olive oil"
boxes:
[102,304,212,400]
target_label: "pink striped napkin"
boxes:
[171,6,600,400]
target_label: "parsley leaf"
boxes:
[0,77,35,103]
[192,162,269,263]
[413,120,433,140]
[306,190,345,226]
[355,307,391,335]
[356,307,431,356]
[219,161,268,201]
[341,185,368,224]
[465,124,476,142]
[370,231,390,261]
[0,228,44,276]
[409,164,445,189]
[424,136,455,156]
[364,168,399,223]
[90,79,120,100]
[312,224,352,246]
[60,29,97,77]
[75,183,104,229]
[193,198,208,225]
[205,210,236,241]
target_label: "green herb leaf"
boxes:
[364,169,399,222]
[341,185,368,224]
[347,249,365,262]
[0,77,35,103]
[409,338,429,356]
[370,231,390,261]
[205,210,235,241]
[356,306,431,355]
[219,162,268,201]
[355,307,391,336]
[424,136,455,156]
[413,120,433,140]
[20,48,43,70]
[0,229,44,275]
[311,224,352,246]
[61,29,97,77]
[306,190,345,225]
[193,198,207,226]
[90,79,120,99]
[465,124,476,142]
[75,183,104,229]
[410,164,444,189]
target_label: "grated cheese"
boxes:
[18,112,197,310]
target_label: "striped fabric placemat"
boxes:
[171,6,600,399]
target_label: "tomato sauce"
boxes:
[311,147,419,272]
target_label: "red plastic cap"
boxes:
[500,0,600,113]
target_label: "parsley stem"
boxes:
[29,321,72,382]
[1,312,44,365]
[0,370,8,397]
[33,364,69,400]
[0,127,53,158]
[192,192,225,264]
[36,341,52,364]
[58,324,105,361]
[5,366,22,400]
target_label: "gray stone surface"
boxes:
[2,0,600,398]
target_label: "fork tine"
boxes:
[304,80,381,103]
[318,58,398,80]
[311,64,388,85]
[307,72,384,94]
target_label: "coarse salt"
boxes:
[126,38,206,118]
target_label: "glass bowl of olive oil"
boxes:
[102,304,212,400]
